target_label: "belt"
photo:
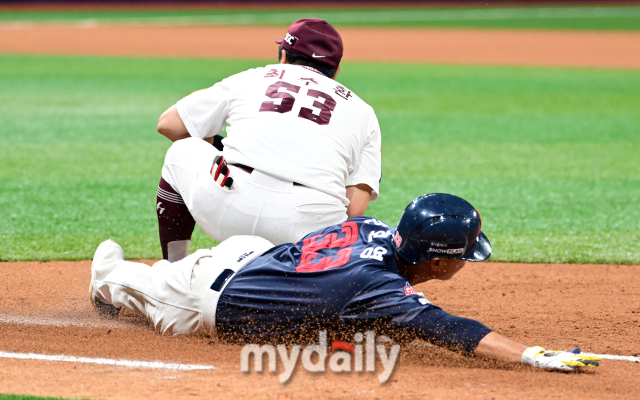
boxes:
[229,163,305,187]
[210,269,234,292]
[201,267,237,336]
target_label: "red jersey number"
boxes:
[298,89,336,125]
[296,221,358,272]
[259,81,300,114]
[259,81,336,125]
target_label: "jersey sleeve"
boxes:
[340,272,492,353]
[345,109,382,201]
[340,272,434,327]
[175,77,235,139]
[403,307,492,353]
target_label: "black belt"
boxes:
[229,163,305,187]
[210,269,234,292]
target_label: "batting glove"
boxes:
[522,346,601,371]
[211,155,234,190]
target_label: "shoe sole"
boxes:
[89,284,121,319]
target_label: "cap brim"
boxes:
[462,231,492,262]
[275,39,283,44]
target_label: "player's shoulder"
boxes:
[269,65,372,105]
[222,66,269,83]
[350,216,393,229]
[330,80,378,124]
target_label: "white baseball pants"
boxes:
[161,138,348,245]
[91,236,273,336]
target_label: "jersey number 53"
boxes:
[259,81,336,125]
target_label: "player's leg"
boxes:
[157,177,196,261]
[258,185,347,243]
[214,171,347,244]
[91,239,213,335]
[209,169,290,243]
[90,236,273,335]
[159,137,224,261]
[186,163,254,242]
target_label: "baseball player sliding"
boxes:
[155,18,381,262]
[90,193,600,372]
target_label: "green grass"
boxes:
[0,55,638,263]
[1,6,639,30]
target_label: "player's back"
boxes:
[215,217,414,340]
[177,63,381,205]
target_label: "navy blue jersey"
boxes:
[216,216,491,350]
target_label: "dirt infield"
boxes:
[1,23,640,68]
[1,260,639,399]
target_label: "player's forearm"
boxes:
[474,331,528,363]
[346,184,372,218]
[406,307,493,354]
[409,309,525,361]
[410,309,527,362]
[157,105,190,142]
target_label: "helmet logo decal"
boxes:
[429,241,465,255]
[429,247,464,255]
[393,231,402,247]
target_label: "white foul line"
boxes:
[0,315,141,329]
[0,351,214,371]
[582,352,640,362]
[0,314,143,329]
[409,343,639,363]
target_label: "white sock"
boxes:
[167,240,190,262]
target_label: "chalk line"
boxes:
[409,342,639,363]
[0,351,214,371]
[2,315,636,364]
[0,314,145,329]
[582,353,640,362]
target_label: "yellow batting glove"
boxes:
[522,346,601,371]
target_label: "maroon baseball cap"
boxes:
[276,18,343,69]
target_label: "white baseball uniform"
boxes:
[162,63,381,245]
[91,237,273,336]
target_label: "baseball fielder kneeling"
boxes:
[90,193,600,372]
[155,19,381,262]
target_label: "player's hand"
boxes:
[521,346,601,371]
[211,155,233,190]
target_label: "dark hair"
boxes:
[278,45,336,78]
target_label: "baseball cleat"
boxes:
[90,239,123,318]
[89,284,121,319]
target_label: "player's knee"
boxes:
[165,137,215,165]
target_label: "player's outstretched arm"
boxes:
[475,331,601,371]
[404,307,601,371]
[474,331,527,362]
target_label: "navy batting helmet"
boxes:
[391,193,491,264]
